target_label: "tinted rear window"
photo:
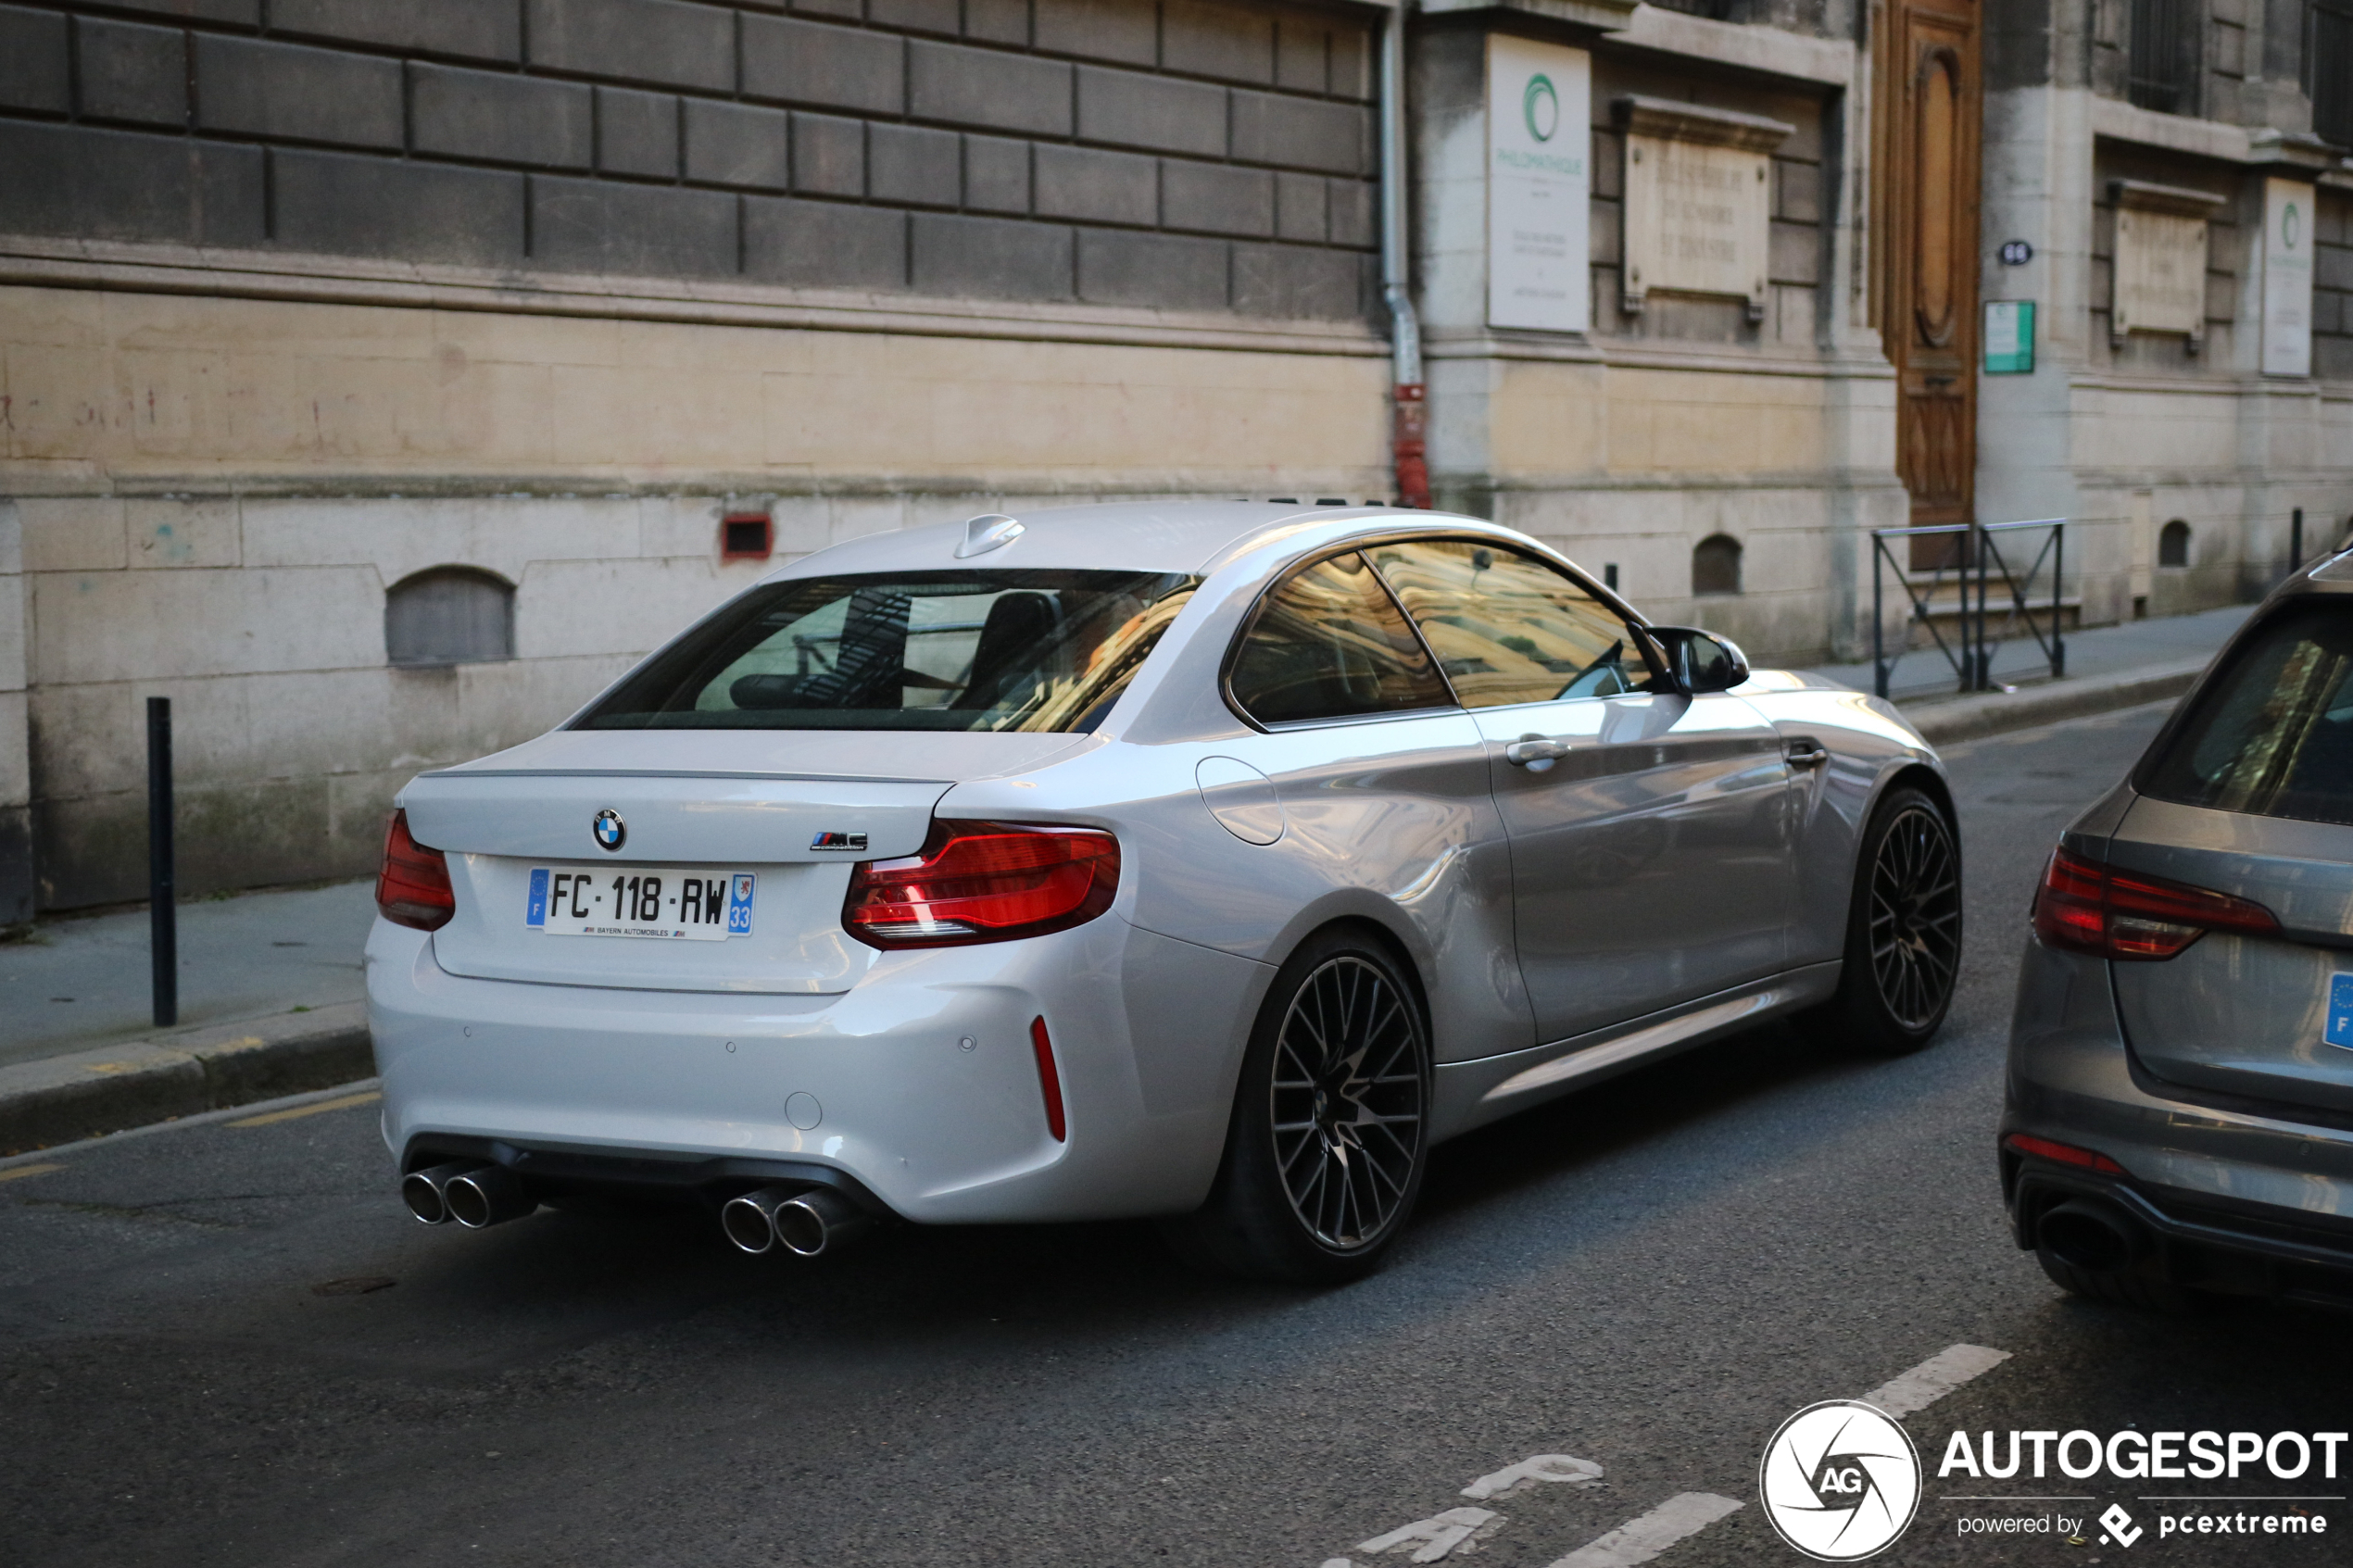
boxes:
[578,570,1200,732]
[2138,600,2353,826]
[1226,552,1453,725]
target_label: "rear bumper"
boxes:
[2003,938,2353,1307]
[367,913,1271,1225]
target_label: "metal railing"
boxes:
[1870,520,2068,699]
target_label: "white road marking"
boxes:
[1543,1493,1743,1568]
[1328,1346,2013,1568]
[1354,1506,1499,1562]
[1529,1344,2013,1567]
[1856,1343,2013,1419]
[1462,1454,1605,1501]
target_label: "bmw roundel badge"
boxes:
[592,809,626,852]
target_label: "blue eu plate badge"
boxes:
[727,873,756,935]
[2330,974,2353,1051]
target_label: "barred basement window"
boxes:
[2159,520,2193,568]
[2127,0,2196,114]
[2314,0,2353,147]
[1692,534,1743,596]
[386,568,515,667]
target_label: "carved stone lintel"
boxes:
[2109,178,2230,219]
[1615,95,1796,153]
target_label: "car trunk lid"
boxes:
[2107,797,2353,1113]
[399,729,1090,994]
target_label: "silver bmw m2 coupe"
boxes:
[371,502,1960,1281]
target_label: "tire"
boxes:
[1161,929,1433,1286]
[2035,1248,2217,1315]
[1829,784,1963,1056]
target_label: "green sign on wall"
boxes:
[1983,300,2035,374]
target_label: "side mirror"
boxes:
[1646,626,1751,695]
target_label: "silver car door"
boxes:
[1368,538,1795,1044]
[1215,550,1526,1066]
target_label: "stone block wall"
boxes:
[2315,187,2353,383]
[1586,57,1831,350]
[2086,145,2244,372]
[0,0,1378,317]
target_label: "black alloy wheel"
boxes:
[1833,785,1962,1054]
[1161,930,1431,1284]
[1269,953,1427,1251]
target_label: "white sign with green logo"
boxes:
[1982,300,2033,374]
[2262,175,2313,378]
[1487,35,1591,333]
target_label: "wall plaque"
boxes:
[1487,35,1592,333]
[1617,96,1792,322]
[1983,299,2035,373]
[2261,175,2314,378]
[2110,179,2224,352]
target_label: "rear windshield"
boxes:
[2137,600,2353,826]
[578,570,1201,732]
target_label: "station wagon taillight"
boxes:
[843,822,1119,948]
[2030,845,2279,960]
[377,809,456,932]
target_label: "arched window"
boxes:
[386,567,515,666]
[1692,534,1743,596]
[2158,520,2192,569]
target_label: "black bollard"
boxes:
[2292,508,2304,578]
[147,696,176,1028]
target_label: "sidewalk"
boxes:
[1803,600,2254,700]
[0,879,375,1073]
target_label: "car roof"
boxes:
[764,500,1430,579]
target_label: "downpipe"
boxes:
[720,1185,875,1258]
[1379,2,1428,509]
[2037,1198,2148,1274]
[401,1161,536,1228]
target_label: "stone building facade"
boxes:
[1980,0,2353,626]
[0,0,2346,914]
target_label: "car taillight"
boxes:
[2030,844,2278,960]
[2004,1132,2125,1175]
[843,822,1119,948]
[377,809,456,932]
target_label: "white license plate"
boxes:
[525,867,754,940]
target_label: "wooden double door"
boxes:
[1875,0,1983,562]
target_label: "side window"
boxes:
[1227,552,1453,725]
[1367,539,1656,709]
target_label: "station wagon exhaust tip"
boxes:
[2038,1199,2146,1274]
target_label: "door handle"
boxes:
[1783,740,1830,769]
[1506,736,1571,770]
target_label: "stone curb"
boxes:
[0,1001,374,1156]
[1893,656,2214,746]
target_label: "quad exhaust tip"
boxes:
[721,1185,873,1258]
[401,1160,537,1228]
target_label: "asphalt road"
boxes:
[4,700,2347,1568]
